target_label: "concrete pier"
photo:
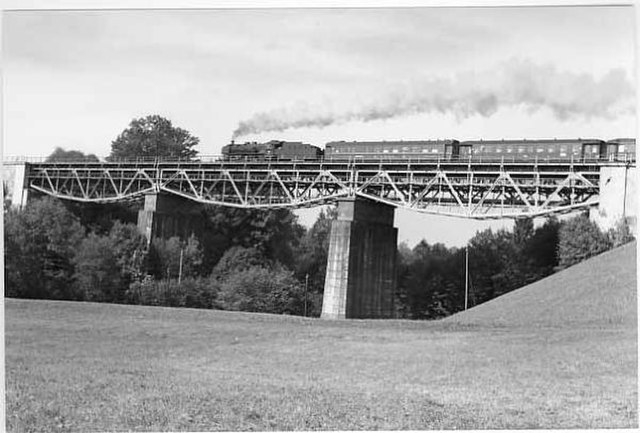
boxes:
[2,162,29,209]
[590,165,637,233]
[321,197,397,319]
[137,192,204,242]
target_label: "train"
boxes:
[221,138,636,162]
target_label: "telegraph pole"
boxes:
[464,246,469,311]
[304,273,309,317]
[178,248,184,284]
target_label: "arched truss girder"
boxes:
[26,163,603,220]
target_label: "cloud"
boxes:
[232,59,635,138]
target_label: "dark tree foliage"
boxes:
[293,206,338,315]
[46,147,99,162]
[146,235,204,280]
[211,246,271,279]
[72,222,147,303]
[126,277,216,308]
[109,115,199,160]
[4,197,85,299]
[62,201,139,235]
[396,241,465,319]
[557,213,612,269]
[203,206,305,272]
[522,217,560,273]
[396,216,565,320]
[606,218,635,248]
[216,265,305,315]
[73,234,123,302]
[467,228,516,304]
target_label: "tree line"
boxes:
[395,215,633,319]
[4,115,634,319]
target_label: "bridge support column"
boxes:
[137,192,204,242]
[590,165,637,234]
[2,162,29,209]
[321,197,397,319]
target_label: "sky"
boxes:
[2,2,637,246]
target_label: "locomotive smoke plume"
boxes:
[231,59,634,138]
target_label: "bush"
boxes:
[557,214,612,269]
[125,277,217,308]
[73,234,123,302]
[607,218,635,248]
[147,235,203,280]
[217,265,305,315]
[4,197,84,300]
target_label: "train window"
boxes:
[518,148,524,153]
[537,148,544,153]
[560,153,567,157]
[496,148,502,153]
[422,149,429,153]
[393,149,399,153]
[383,149,389,154]
[506,148,513,153]
[431,149,438,153]
[548,148,553,153]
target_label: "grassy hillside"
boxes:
[445,241,637,327]
[5,242,637,431]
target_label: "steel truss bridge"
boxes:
[22,158,631,219]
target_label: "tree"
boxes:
[211,246,270,280]
[607,218,635,248]
[513,218,534,248]
[523,216,560,274]
[46,147,99,162]
[148,235,204,280]
[109,115,199,160]
[467,228,516,304]
[216,265,305,315]
[294,206,337,294]
[557,213,612,269]
[203,206,305,272]
[107,221,147,289]
[4,197,85,299]
[73,234,122,302]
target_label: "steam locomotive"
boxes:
[222,138,636,162]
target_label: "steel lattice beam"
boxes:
[23,159,616,219]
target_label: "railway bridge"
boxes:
[3,157,636,319]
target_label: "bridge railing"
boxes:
[3,152,635,166]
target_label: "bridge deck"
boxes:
[16,158,634,219]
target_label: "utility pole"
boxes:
[304,273,309,317]
[465,246,469,311]
[178,248,184,284]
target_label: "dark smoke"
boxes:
[232,59,634,138]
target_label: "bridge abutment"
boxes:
[2,162,29,209]
[590,165,637,233]
[321,197,397,319]
[137,192,205,242]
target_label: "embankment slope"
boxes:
[444,241,637,328]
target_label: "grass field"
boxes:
[5,242,638,431]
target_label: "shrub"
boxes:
[4,197,84,300]
[125,277,217,308]
[216,265,305,315]
[557,213,612,269]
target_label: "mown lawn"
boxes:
[5,296,637,432]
